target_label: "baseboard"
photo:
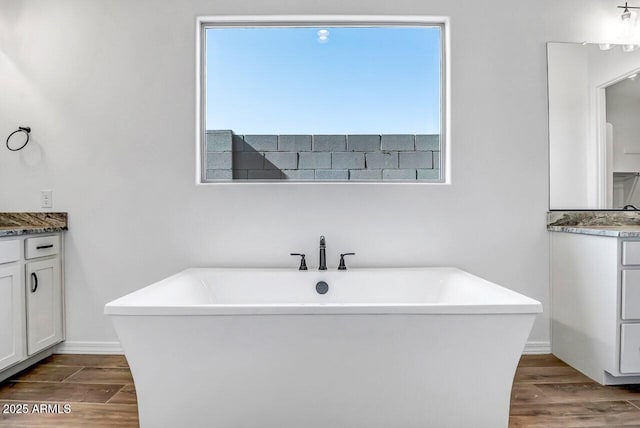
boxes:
[522,341,552,355]
[53,340,552,356]
[55,341,123,355]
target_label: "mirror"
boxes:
[548,42,640,209]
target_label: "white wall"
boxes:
[0,0,624,351]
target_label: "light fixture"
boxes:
[621,2,634,21]
[599,43,614,50]
[628,73,639,80]
[619,2,640,39]
[623,43,640,51]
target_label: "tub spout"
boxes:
[319,236,327,270]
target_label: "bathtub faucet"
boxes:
[319,236,327,270]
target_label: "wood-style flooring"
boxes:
[511,355,640,427]
[0,354,136,427]
[0,353,639,427]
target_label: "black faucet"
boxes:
[319,236,327,270]
[290,253,308,270]
[338,253,355,270]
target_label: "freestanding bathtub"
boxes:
[105,267,541,428]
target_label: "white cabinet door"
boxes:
[621,324,640,373]
[25,258,62,355]
[0,265,25,371]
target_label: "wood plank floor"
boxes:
[0,354,137,427]
[1,353,639,427]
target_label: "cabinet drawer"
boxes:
[623,241,640,265]
[25,235,59,259]
[0,240,20,265]
[622,270,640,320]
[621,324,640,373]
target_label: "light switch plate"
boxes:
[41,190,53,208]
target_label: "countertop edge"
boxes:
[0,226,68,238]
[0,212,68,237]
[546,225,639,237]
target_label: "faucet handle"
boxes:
[290,253,308,270]
[338,253,355,270]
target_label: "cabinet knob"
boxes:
[30,272,38,293]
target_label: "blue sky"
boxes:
[205,26,441,134]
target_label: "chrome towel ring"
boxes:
[6,126,31,151]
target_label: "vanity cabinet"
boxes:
[0,233,64,381]
[0,264,24,371]
[551,231,640,384]
[25,258,62,355]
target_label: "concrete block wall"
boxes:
[205,130,441,181]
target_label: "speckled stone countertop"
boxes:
[0,212,68,237]
[547,211,640,237]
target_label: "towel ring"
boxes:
[6,127,31,152]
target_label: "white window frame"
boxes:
[196,15,451,185]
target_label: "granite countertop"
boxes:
[547,225,640,237]
[547,211,640,237]
[0,212,68,237]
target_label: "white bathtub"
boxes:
[105,267,541,428]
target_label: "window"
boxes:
[197,17,448,182]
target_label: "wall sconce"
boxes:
[620,2,637,20]
[619,2,640,39]
[599,3,640,51]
